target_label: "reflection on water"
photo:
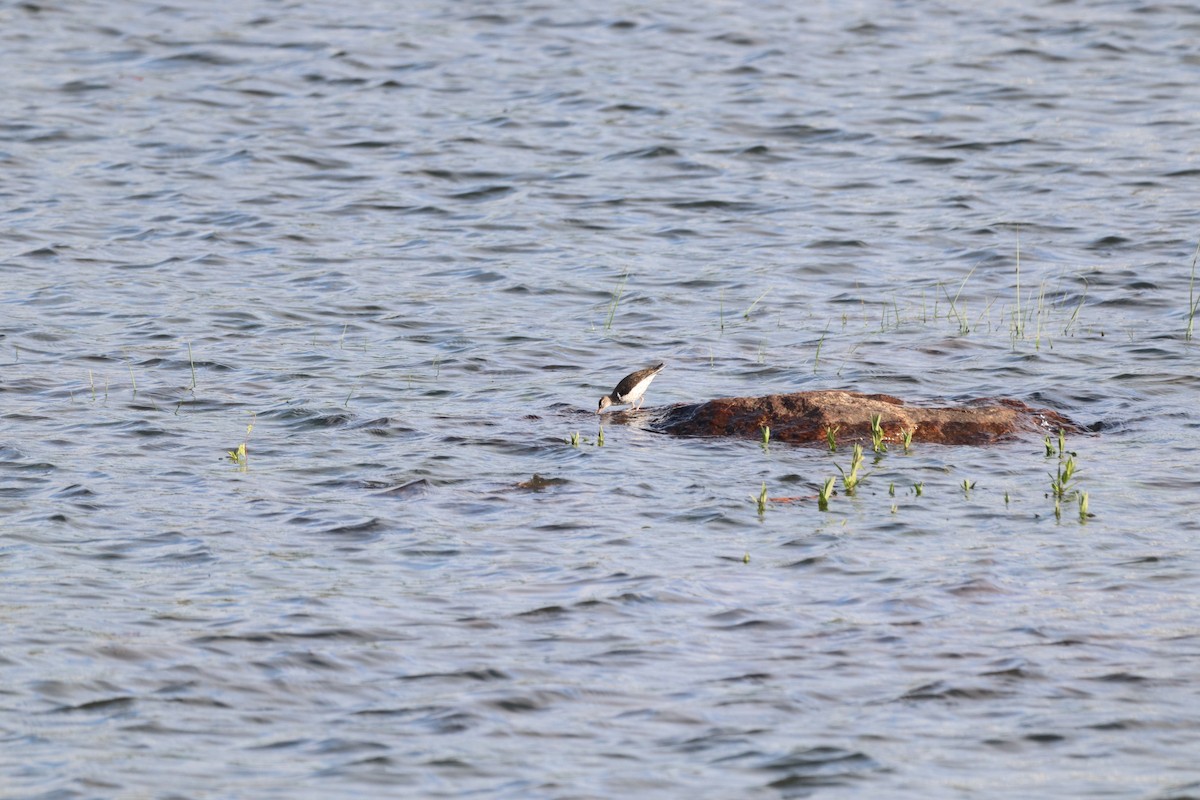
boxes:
[3,0,1200,797]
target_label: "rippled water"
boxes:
[3,1,1200,797]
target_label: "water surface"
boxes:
[3,1,1200,797]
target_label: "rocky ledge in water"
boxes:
[627,390,1079,446]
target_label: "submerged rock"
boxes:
[632,390,1077,446]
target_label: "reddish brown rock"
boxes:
[638,390,1078,446]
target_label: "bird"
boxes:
[597,362,665,413]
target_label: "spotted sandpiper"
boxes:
[597,362,665,413]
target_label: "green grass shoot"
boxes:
[88,370,96,401]
[1044,435,1055,457]
[814,322,829,373]
[1012,238,1023,339]
[227,412,255,468]
[1188,241,1200,340]
[1035,280,1046,349]
[760,425,770,448]
[945,261,979,335]
[1079,491,1090,521]
[743,289,770,320]
[961,478,975,496]
[913,481,924,496]
[597,425,605,447]
[127,363,137,394]
[568,431,581,447]
[604,270,628,331]
[1050,456,1077,499]
[837,443,865,494]
[825,425,839,452]
[870,413,887,453]
[187,341,197,390]
[901,428,914,452]
[754,481,768,515]
[889,482,895,496]
[818,477,835,511]
[1062,278,1088,336]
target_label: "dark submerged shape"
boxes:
[629,390,1079,445]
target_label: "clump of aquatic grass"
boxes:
[901,428,914,453]
[1048,432,1077,499]
[567,431,582,447]
[1046,431,1091,521]
[961,478,975,496]
[913,482,924,497]
[945,262,979,335]
[604,269,628,331]
[1049,456,1077,499]
[818,477,835,511]
[227,412,255,469]
[825,425,839,452]
[1005,239,1053,347]
[837,443,865,495]
[1045,428,1071,458]
[870,414,887,453]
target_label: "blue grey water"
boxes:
[2,0,1199,797]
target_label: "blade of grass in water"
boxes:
[604,270,628,331]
